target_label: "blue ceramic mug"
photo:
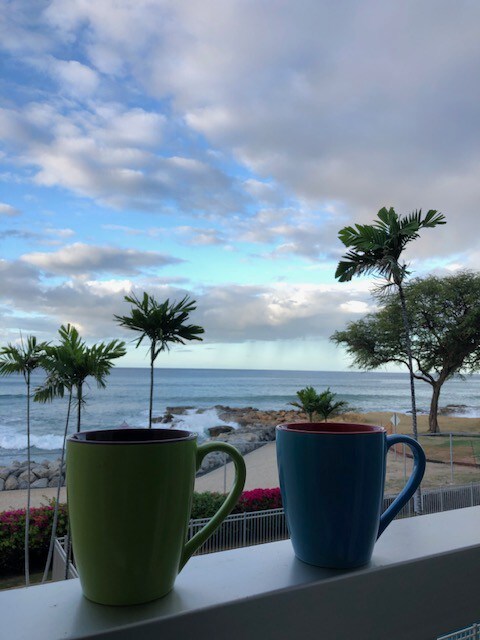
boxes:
[276,422,426,569]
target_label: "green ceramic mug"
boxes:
[66,428,246,605]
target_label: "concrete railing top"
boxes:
[2,506,480,640]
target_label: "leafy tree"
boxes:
[335,207,446,443]
[34,324,126,580]
[331,271,480,434]
[0,335,48,586]
[115,292,204,428]
[290,386,349,422]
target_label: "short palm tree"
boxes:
[290,386,321,422]
[290,386,348,422]
[0,335,48,586]
[115,292,204,428]
[35,324,126,580]
[314,388,349,421]
[335,207,446,514]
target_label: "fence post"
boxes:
[471,483,475,507]
[440,487,444,512]
[223,452,227,494]
[242,511,247,547]
[449,433,454,483]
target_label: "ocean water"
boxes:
[0,367,479,465]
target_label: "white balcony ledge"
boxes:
[2,506,480,640]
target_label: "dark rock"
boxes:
[32,466,50,479]
[439,404,469,416]
[165,406,194,415]
[207,425,235,437]
[48,476,65,488]
[0,467,10,481]
[0,478,4,491]
[18,480,29,490]
[31,478,49,489]
[5,475,19,491]
[18,470,32,483]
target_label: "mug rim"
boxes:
[277,422,386,435]
[67,427,197,445]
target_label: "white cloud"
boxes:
[0,203,21,217]
[21,243,184,275]
[44,227,75,238]
[0,101,246,214]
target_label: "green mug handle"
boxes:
[179,441,247,570]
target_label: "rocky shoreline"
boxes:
[0,458,65,492]
[0,406,303,491]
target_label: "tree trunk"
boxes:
[42,393,72,583]
[25,374,31,587]
[76,383,82,433]
[149,342,155,428]
[428,382,442,434]
[397,282,422,515]
[397,283,419,441]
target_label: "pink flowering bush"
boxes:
[234,488,282,513]
[0,502,68,575]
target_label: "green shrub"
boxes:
[191,492,227,518]
[191,488,282,518]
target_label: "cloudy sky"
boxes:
[1,1,479,370]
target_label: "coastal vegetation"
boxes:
[33,325,126,582]
[115,292,204,428]
[331,272,480,433]
[0,336,48,586]
[335,207,446,445]
[289,386,349,422]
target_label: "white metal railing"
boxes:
[438,623,480,640]
[53,482,480,577]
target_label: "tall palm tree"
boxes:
[115,292,204,428]
[335,207,446,514]
[0,335,48,586]
[35,324,126,580]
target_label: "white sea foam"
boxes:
[0,426,64,451]
[157,408,239,435]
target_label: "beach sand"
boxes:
[2,411,480,510]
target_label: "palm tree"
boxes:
[35,324,126,580]
[290,386,322,422]
[314,388,349,421]
[0,335,48,586]
[290,386,349,422]
[36,324,126,432]
[115,292,204,428]
[335,207,446,514]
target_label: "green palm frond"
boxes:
[34,325,126,415]
[115,292,204,363]
[0,336,48,378]
[335,207,446,285]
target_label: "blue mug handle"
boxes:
[377,434,426,538]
